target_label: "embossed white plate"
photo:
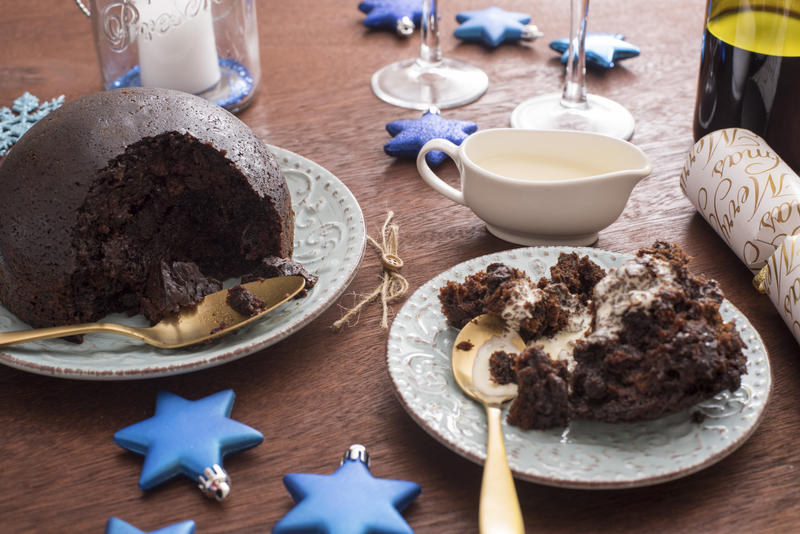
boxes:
[0,145,365,380]
[387,247,771,489]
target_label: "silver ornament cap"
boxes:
[342,444,370,467]
[521,24,544,41]
[396,16,415,36]
[198,464,231,501]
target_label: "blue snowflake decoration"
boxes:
[454,7,542,48]
[274,445,421,534]
[0,92,64,156]
[359,0,423,35]
[385,111,477,167]
[105,517,195,534]
[549,33,640,69]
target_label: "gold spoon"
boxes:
[0,275,305,349]
[452,314,526,534]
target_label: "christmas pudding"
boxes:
[439,242,748,429]
[0,87,294,328]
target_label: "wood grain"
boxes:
[2,1,799,532]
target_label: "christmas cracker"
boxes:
[680,128,800,271]
[756,234,800,345]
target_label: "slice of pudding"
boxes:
[439,242,748,429]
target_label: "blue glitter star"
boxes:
[358,0,422,33]
[113,390,263,492]
[274,446,421,534]
[0,92,64,156]
[385,111,477,167]
[105,517,195,534]
[454,6,538,48]
[549,33,640,69]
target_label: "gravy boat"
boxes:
[417,128,652,246]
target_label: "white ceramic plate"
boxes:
[387,246,771,489]
[0,145,365,380]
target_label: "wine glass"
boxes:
[371,0,489,109]
[510,0,634,140]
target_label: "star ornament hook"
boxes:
[198,464,231,501]
[521,24,544,41]
[396,15,415,36]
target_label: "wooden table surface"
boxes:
[2,0,799,532]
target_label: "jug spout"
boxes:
[597,137,652,181]
[617,161,652,185]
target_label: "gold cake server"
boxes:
[0,275,305,349]
[452,314,525,534]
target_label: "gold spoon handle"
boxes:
[0,322,147,348]
[480,405,525,534]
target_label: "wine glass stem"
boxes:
[419,0,442,66]
[562,0,589,108]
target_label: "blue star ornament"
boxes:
[359,0,422,35]
[274,445,421,534]
[105,517,195,534]
[454,6,542,48]
[549,33,640,69]
[113,390,263,499]
[385,111,477,167]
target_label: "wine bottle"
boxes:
[693,0,800,170]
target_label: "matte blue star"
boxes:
[358,0,422,32]
[454,6,534,48]
[274,455,421,534]
[549,33,640,69]
[113,390,263,491]
[105,517,195,534]
[385,111,477,167]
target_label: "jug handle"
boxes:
[74,0,91,17]
[416,139,465,205]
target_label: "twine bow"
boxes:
[333,211,409,330]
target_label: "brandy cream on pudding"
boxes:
[498,278,543,330]
[497,277,590,370]
[529,310,591,371]
[589,254,677,342]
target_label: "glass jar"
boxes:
[78,0,260,112]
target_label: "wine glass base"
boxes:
[371,57,489,110]
[510,93,635,140]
